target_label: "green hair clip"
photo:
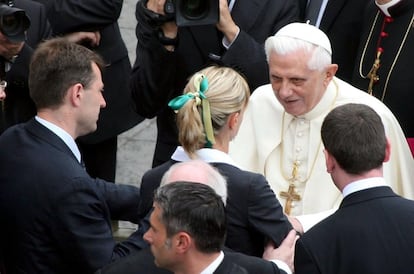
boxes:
[168,73,215,148]
[168,74,208,110]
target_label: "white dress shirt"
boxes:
[35,116,81,163]
[200,251,224,274]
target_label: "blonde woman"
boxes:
[138,66,292,257]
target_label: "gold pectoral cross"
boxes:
[280,184,301,215]
[367,50,382,95]
[279,160,301,215]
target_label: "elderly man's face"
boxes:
[268,50,333,116]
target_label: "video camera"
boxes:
[164,0,219,27]
[0,0,30,42]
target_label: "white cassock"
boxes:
[230,77,414,230]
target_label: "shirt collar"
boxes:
[342,177,388,198]
[35,116,81,163]
[200,251,224,274]
[376,0,402,17]
[171,146,240,168]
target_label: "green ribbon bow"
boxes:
[168,73,215,148]
[168,75,208,110]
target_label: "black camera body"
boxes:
[0,0,30,42]
[164,0,219,27]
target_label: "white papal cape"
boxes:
[230,77,414,225]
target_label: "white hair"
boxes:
[161,160,228,205]
[264,35,332,71]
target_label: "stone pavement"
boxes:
[117,0,157,188]
[114,0,157,235]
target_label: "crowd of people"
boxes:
[0,0,413,273]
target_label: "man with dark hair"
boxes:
[33,0,144,182]
[97,161,296,274]
[0,38,144,273]
[145,181,232,273]
[295,103,414,274]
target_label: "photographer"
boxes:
[131,0,299,167]
[0,0,51,133]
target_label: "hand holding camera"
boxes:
[216,0,238,43]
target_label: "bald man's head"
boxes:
[161,160,228,205]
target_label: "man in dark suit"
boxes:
[97,247,291,274]
[147,181,248,273]
[131,0,299,167]
[0,38,145,273]
[33,0,144,181]
[145,181,294,274]
[138,158,293,257]
[299,0,369,81]
[294,103,414,274]
[97,161,296,274]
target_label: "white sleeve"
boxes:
[271,259,292,274]
[295,208,337,232]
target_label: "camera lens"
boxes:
[0,5,30,41]
[1,13,22,36]
[180,0,209,20]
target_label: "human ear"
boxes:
[383,138,391,163]
[175,232,191,253]
[324,149,334,173]
[228,112,239,130]
[68,83,84,107]
[324,64,338,86]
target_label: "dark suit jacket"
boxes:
[138,160,292,257]
[131,0,299,166]
[0,119,146,273]
[97,247,286,274]
[295,186,414,274]
[0,0,52,132]
[299,0,370,82]
[34,0,143,143]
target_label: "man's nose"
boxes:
[277,81,293,98]
[100,96,106,108]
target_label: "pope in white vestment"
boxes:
[229,22,414,231]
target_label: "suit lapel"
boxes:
[340,186,397,208]
[320,0,347,31]
[25,118,79,163]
